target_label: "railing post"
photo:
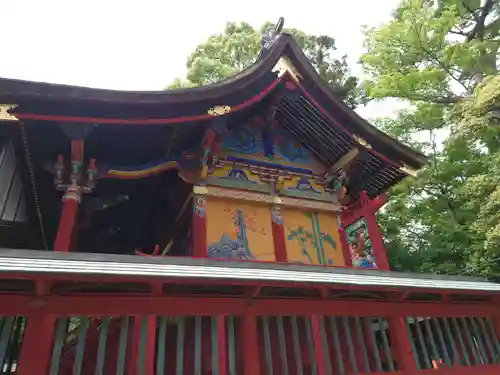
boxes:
[310,315,328,375]
[241,315,261,375]
[217,316,228,375]
[16,314,56,375]
[388,316,416,372]
[127,315,156,375]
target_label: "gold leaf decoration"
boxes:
[353,134,372,149]
[272,57,302,82]
[0,105,18,121]
[208,105,231,116]
[399,163,417,177]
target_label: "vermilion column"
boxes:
[241,315,261,375]
[192,195,207,257]
[271,205,287,262]
[16,314,56,375]
[53,184,81,251]
[338,227,352,267]
[127,316,156,375]
[310,316,328,375]
[217,316,228,375]
[388,317,416,372]
[363,214,390,270]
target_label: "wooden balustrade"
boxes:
[1,305,500,375]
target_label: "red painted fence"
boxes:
[1,295,500,375]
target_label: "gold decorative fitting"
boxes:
[193,185,209,195]
[0,105,18,121]
[353,134,372,149]
[399,163,417,177]
[272,56,302,82]
[208,105,231,116]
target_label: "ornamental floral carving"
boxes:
[208,105,231,116]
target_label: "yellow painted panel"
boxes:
[206,198,275,261]
[283,208,344,266]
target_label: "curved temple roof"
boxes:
[0,30,427,198]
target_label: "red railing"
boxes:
[1,295,500,375]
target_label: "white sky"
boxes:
[0,0,406,119]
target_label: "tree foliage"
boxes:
[169,22,364,108]
[362,0,500,277]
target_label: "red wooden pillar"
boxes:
[271,205,287,262]
[241,315,261,375]
[217,316,228,375]
[388,317,416,372]
[360,191,390,270]
[54,184,81,251]
[192,194,207,257]
[127,316,156,375]
[338,227,352,266]
[310,315,328,375]
[16,314,56,375]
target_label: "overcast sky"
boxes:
[1,0,406,119]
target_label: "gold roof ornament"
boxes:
[0,105,18,121]
[353,134,372,150]
[208,105,231,116]
[399,163,418,177]
[272,56,302,82]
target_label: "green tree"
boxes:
[169,22,365,108]
[362,0,499,276]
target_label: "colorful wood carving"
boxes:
[219,118,323,171]
[205,199,274,261]
[345,217,377,269]
[283,208,344,266]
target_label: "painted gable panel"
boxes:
[283,208,344,266]
[219,119,325,173]
[205,198,275,261]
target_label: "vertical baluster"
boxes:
[0,317,14,370]
[177,318,185,375]
[291,316,304,375]
[460,317,480,365]
[442,318,460,366]
[5,317,24,372]
[137,316,150,375]
[329,317,345,375]
[156,317,167,375]
[227,316,236,375]
[404,318,421,369]
[195,316,202,375]
[486,317,500,361]
[72,317,89,375]
[305,317,318,375]
[276,317,289,375]
[365,318,382,372]
[450,318,471,366]
[414,318,431,369]
[423,318,440,368]
[468,317,489,364]
[354,318,370,373]
[342,317,357,374]
[211,316,219,375]
[116,316,129,375]
[378,318,394,372]
[431,318,451,367]
[262,317,273,375]
[94,318,110,375]
[49,318,69,375]
[318,316,332,375]
[476,317,496,364]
